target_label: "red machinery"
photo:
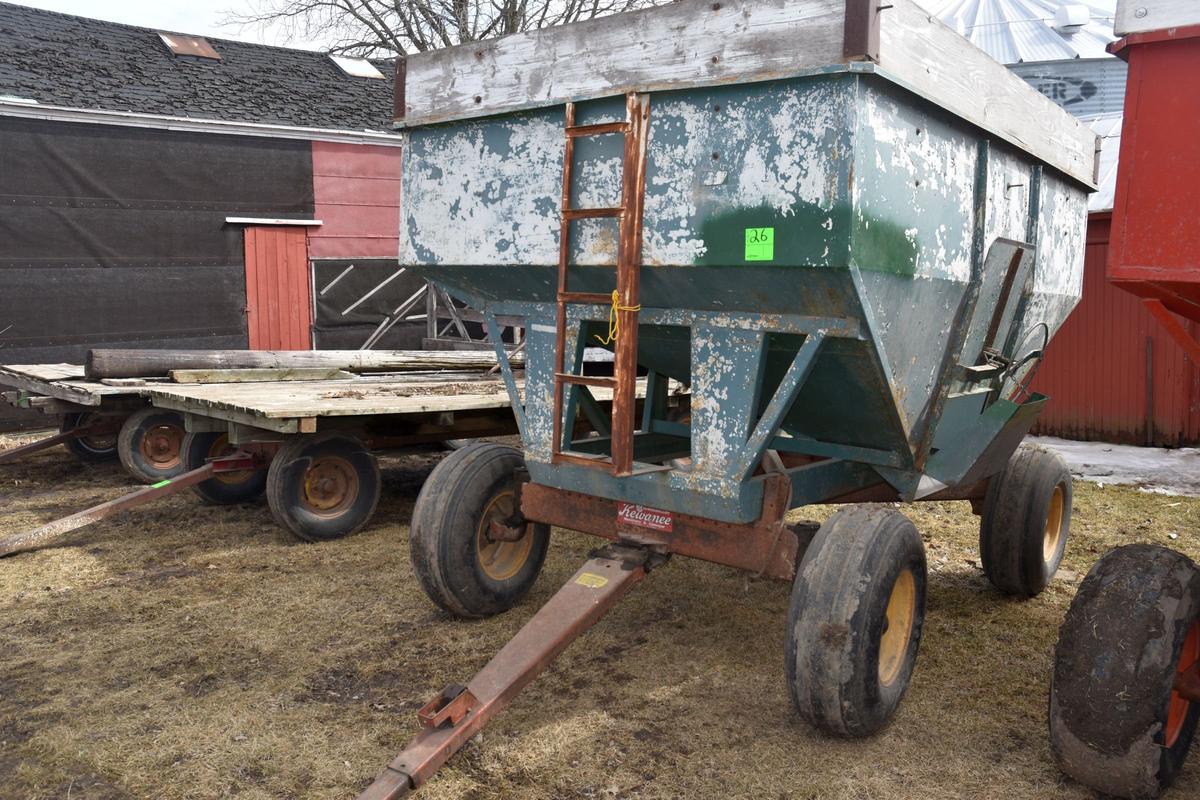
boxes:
[1049,3,1200,797]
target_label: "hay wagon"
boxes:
[358,0,1096,796]
[0,351,668,556]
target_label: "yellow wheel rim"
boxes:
[207,434,252,485]
[879,568,916,687]
[301,455,359,517]
[475,490,535,582]
[1043,485,1065,562]
[140,423,184,469]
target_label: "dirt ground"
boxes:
[2,431,1199,800]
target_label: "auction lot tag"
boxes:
[745,227,774,261]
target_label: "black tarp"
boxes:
[0,116,314,358]
[0,116,314,429]
[311,259,424,351]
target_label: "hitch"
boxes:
[0,451,261,557]
[358,544,667,800]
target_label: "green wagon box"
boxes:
[360,1,1099,796]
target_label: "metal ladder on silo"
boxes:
[551,92,650,476]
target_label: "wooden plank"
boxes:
[397,0,845,127]
[151,394,300,434]
[169,368,355,384]
[86,349,523,379]
[398,0,1096,187]
[145,373,675,425]
[1115,0,1200,35]
[877,0,1097,187]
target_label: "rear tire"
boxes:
[266,433,381,542]
[785,505,927,738]
[62,412,119,463]
[117,407,186,484]
[1050,544,1200,798]
[980,443,1071,597]
[181,431,267,505]
[410,442,549,619]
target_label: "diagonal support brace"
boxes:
[730,333,825,481]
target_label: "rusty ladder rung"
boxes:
[565,121,630,137]
[562,207,624,220]
[558,291,613,305]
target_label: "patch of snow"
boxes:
[1030,436,1200,497]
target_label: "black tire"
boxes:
[181,431,267,505]
[1051,544,1200,799]
[61,412,119,463]
[786,505,928,738]
[980,443,1071,598]
[265,433,381,542]
[410,442,550,619]
[117,407,187,484]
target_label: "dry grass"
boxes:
[2,432,1199,800]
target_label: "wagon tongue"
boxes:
[357,544,668,799]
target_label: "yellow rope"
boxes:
[593,289,641,346]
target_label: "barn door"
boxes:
[243,226,313,350]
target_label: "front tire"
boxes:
[181,431,267,505]
[410,442,549,619]
[117,407,186,483]
[980,443,1071,597]
[1050,544,1200,798]
[785,505,927,738]
[265,433,381,542]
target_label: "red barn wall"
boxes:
[309,140,401,258]
[1031,213,1200,446]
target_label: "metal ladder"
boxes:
[551,92,650,476]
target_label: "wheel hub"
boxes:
[879,568,916,687]
[209,435,253,485]
[140,424,183,469]
[1167,621,1200,747]
[302,456,359,515]
[476,490,534,581]
[78,413,117,451]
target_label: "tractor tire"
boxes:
[980,443,1071,597]
[181,431,267,505]
[117,407,186,484]
[61,411,119,463]
[1051,544,1200,799]
[410,442,549,619]
[786,505,927,738]
[266,433,381,542]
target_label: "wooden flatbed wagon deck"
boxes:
[145,371,521,436]
[0,363,156,408]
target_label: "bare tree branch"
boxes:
[224,0,668,56]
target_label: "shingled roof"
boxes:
[0,2,396,132]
